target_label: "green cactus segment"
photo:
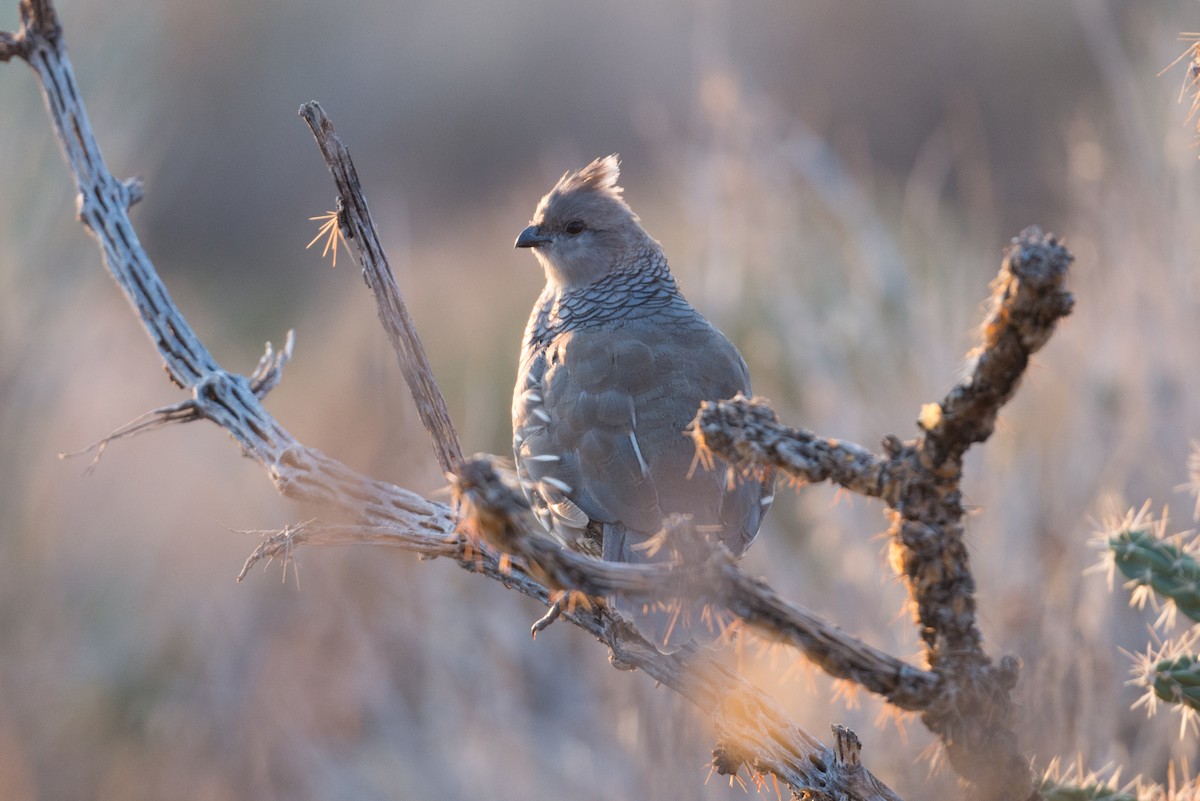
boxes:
[1109,529,1200,622]
[1149,654,1200,711]
[1037,778,1137,801]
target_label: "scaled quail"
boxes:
[512,155,773,651]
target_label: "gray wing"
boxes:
[513,335,599,554]
[514,318,768,559]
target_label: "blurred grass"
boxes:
[2,0,1199,798]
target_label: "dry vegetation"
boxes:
[1,1,1199,800]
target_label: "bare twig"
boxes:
[299,101,463,474]
[236,520,459,582]
[58,333,294,469]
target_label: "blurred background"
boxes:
[2,0,1199,798]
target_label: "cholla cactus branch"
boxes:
[876,229,1071,799]
[1144,653,1200,724]
[450,456,939,709]
[1128,630,1200,739]
[921,227,1075,467]
[692,395,895,499]
[695,228,1075,800]
[1110,526,1200,625]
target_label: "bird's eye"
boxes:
[564,220,586,236]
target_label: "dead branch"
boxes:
[299,102,462,474]
[694,228,1074,801]
[450,456,939,710]
[691,396,895,499]
[2,2,903,799]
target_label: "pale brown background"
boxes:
[1,1,1199,798]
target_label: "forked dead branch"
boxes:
[3,2,1073,799]
[694,230,1073,798]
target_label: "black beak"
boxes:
[515,225,551,249]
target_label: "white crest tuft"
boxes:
[551,154,622,199]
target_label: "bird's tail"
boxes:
[601,521,724,653]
